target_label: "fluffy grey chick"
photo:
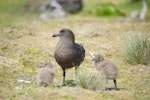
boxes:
[37,62,55,87]
[52,29,85,86]
[92,54,119,90]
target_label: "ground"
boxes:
[0,0,150,100]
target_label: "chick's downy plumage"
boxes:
[92,54,119,90]
[37,62,55,87]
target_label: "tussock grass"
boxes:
[77,70,101,91]
[123,32,150,65]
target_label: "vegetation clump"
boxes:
[77,70,101,91]
[84,3,126,17]
[123,33,150,65]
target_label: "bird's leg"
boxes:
[75,67,78,84]
[39,82,47,87]
[62,69,66,86]
[114,79,118,90]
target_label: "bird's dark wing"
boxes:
[74,43,85,66]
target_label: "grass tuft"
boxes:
[123,32,150,65]
[77,70,101,91]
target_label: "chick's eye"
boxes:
[60,30,65,33]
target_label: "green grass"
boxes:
[0,19,149,100]
[25,48,40,55]
[123,32,150,65]
[0,0,150,100]
[83,3,126,17]
[77,70,102,91]
[0,0,28,15]
[1,0,150,19]
[118,0,150,18]
[0,23,23,29]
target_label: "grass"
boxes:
[77,70,101,91]
[0,0,150,100]
[0,21,150,100]
[118,0,150,18]
[123,32,150,65]
[83,2,126,17]
[24,48,40,55]
[0,17,150,100]
[0,0,28,19]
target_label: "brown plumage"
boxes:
[37,62,55,87]
[52,29,85,85]
[92,54,119,90]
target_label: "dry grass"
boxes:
[0,14,150,100]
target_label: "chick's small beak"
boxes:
[52,32,60,37]
[92,57,97,61]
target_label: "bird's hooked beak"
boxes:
[52,32,60,37]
